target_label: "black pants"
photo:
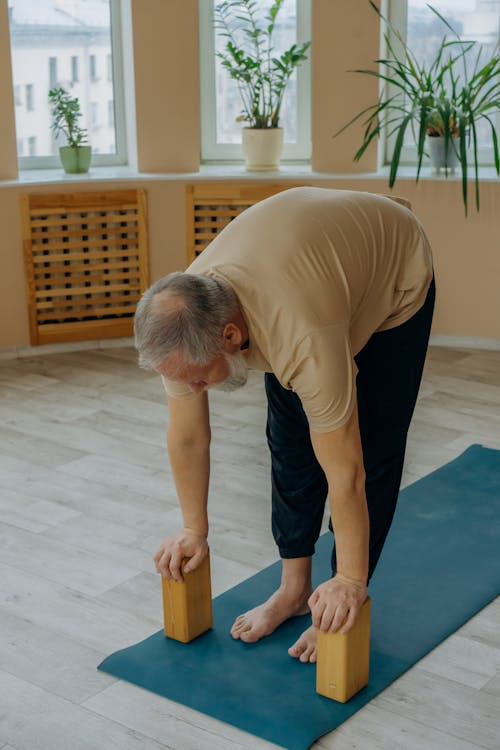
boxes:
[265,279,435,581]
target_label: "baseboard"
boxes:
[429,335,500,351]
[0,337,135,360]
[1,333,499,361]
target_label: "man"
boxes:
[134,187,435,663]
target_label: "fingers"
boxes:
[339,604,359,635]
[169,545,185,582]
[154,545,173,579]
[319,602,344,633]
[311,578,367,634]
[183,546,206,574]
[153,531,208,581]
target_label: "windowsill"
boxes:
[1,162,499,188]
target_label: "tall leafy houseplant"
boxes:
[48,87,91,174]
[335,2,500,213]
[214,0,310,170]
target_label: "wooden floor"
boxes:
[0,344,499,750]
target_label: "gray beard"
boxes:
[211,352,249,392]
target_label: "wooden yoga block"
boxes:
[316,596,371,703]
[162,552,213,643]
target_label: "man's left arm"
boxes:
[309,400,370,634]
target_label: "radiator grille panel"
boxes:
[22,190,148,345]
[186,184,303,265]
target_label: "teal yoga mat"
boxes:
[98,445,500,750]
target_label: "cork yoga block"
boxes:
[316,596,371,703]
[162,552,213,643]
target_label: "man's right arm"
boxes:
[154,391,211,581]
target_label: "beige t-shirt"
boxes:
[162,187,433,432]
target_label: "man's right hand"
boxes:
[153,529,209,581]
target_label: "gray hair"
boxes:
[134,272,239,370]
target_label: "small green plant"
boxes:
[214,0,310,129]
[48,87,88,148]
[335,2,500,213]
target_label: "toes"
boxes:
[231,616,253,639]
[239,629,259,643]
[288,641,306,659]
[231,617,248,633]
[299,645,316,663]
[299,647,311,663]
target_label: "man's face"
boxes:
[157,350,248,393]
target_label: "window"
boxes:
[49,56,58,87]
[17,138,24,155]
[199,0,311,163]
[71,55,79,83]
[9,0,127,169]
[108,99,115,128]
[25,83,34,111]
[107,53,112,81]
[89,54,98,81]
[385,1,500,166]
[14,85,22,106]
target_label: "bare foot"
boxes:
[288,624,317,663]
[230,586,311,643]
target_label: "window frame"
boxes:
[14,0,128,170]
[384,1,499,169]
[199,0,311,164]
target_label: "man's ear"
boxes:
[222,322,243,353]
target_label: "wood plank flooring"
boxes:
[0,344,499,750]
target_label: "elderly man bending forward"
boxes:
[134,187,435,662]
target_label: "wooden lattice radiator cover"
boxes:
[185,183,305,265]
[21,189,149,345]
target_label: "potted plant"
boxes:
[214,0,310,171]
[48,87,91,174]
[335,2,500,213]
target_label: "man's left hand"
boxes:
[308,575,368,634]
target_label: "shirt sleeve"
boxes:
[160,375,198,400]
[286,324,357,433]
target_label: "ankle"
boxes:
[277,581,312,600]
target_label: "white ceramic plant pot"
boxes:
[242,127,284,171]
[426,135,459,174]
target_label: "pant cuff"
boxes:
[278,545,316,559]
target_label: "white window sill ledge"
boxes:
[1,163,499,188]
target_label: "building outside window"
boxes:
[107,53,112,81]
[27,135,37,155]
[8,0,126,168]
[108,99,115,128]
[199,0,311,162]
[90,101,98,127]
[386,0,500,165]
[14,85,22,106]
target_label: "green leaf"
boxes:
[458,117,468,215]
[483,114,500,174]
[390,112,413,186]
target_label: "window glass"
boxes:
[9,0,119,162]
[200,0,311,162]
[214,0,299,144]
[405,0,500,147]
